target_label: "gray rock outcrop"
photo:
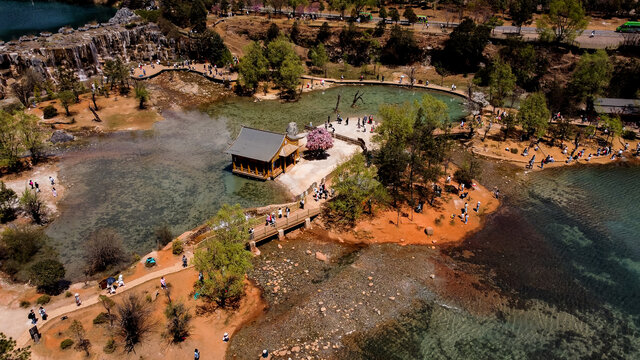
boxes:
[50,130,75,143]
[108,8,141,25]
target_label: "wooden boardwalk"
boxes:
[251,207,322,245]
[130,63,470,101]
[131,63,238,83]
[300,75,470,99]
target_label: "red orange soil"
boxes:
[327,176,499,247]
[31,267,265,360]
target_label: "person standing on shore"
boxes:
[74,293,81,306]
[160,277,167,290]
[464,202,468,214]
[118,274,124,287]
[475,201,481,212]
[464,213,469,224]
[182,255,188,268]
[194,349,200,360]
[49,176,55,185]
[286,207,290,218]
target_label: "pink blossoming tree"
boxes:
[306,128,334,159]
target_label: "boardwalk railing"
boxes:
[252,207,322,245]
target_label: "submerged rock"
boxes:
[50,130,75,143]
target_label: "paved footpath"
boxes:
[17,251,195,347]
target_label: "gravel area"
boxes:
[227,227,444,359]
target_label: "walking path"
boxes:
[130,62,470,101]
[300,75,470,99]
[16,251,195,347]
[131,62,238,83]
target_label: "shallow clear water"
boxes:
[48,86,465,278]
[0,0,116,41]
[344,164,640,358]
[207,84,467,137]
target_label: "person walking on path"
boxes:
[118,274,125,287]
[160,277,167,290]
[464,213,469,225]
[475,201,481,212]
[28,309,37,324]
[74,293,82,306]
[223,332,229,342]
[464,202,468,214]
[52,187,57,197]
[38,306,47,320]
[182,255,188,268]
[49,176,55,186]
[262,350,269,358]
[29,180,34,189]
[34,182,40,192]
[194,349,200,360]
[286,207,290,218]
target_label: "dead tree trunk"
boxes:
[89,106,102,122]
[334,94,341,112]
[351,91,364,107]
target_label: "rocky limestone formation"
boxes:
[108,7,141,25]
[0,22,177,81]
[286,122,299,137]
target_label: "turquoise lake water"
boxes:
[346,163,640,358]
[0,0,116,41]
[47,86,465,278]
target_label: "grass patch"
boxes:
[104,110,160,130]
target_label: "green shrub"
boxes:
[454,157,482,187]
[93,312,110,325]
[172,240,184,255]
[145,294,153,303]
[622,130,637,140]
[60,338,74,350]
[36,294,51,305]
[103,338,116,354]
[134,9,160,22]
[43,105,58,119]
[19,300,30,308]
[65,291,73,298]
[510,148,518,154]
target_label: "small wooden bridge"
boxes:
[251,207,322,245]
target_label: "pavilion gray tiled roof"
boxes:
[226,126,286,162]
[594,98,640,115]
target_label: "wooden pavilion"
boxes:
[226,126,302,180]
